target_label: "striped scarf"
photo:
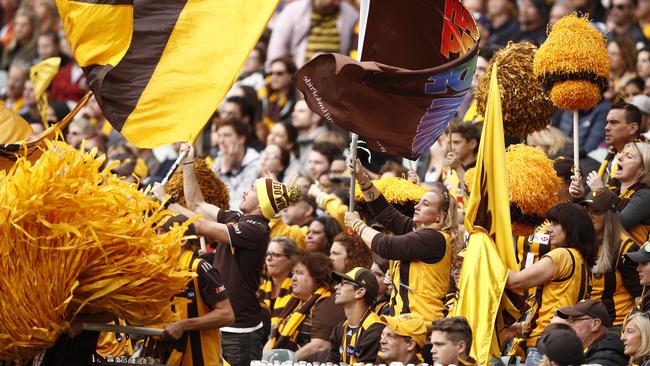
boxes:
[258,276,294,328]
[258,83,290,128]
[269,286,330,350]
[305,10,340,63]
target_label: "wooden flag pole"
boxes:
[573,110,580,174]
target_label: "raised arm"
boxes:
[506,256,555,291]
[180,143,221,221]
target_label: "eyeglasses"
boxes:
[568,316,593,324]
[340,279,361,288]
[612,3,629,10]
[270,70,288,76]
[266,252,287,259]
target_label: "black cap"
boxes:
[332,267,379,300]
[537,328,585,365]
[556,299,612,327]
[580,188,618,212]
[625,244,650,264]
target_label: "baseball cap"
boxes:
[631,95,650,115]
[580,188,618,212]
[379,313,428,347]
[624,243,650,264]
[332,267,379,300]
[537,327,585,366]
[556,299,612,327]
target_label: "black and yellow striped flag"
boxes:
[55,0,279,148]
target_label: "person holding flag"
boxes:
[344,158,459,324]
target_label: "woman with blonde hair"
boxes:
[587,141,650,244]
[526,126,569,158]
[621,312,650,365]
[344,158,459,323]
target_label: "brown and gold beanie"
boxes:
[255,178,302,219]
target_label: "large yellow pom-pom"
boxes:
[548,80,602,111]
[476,42,554,137]
[165,158,230,210]
[534,13,609,111]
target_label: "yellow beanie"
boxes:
[255,178,302,219]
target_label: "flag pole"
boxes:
[349,133,358,211]
[573,110,580,174]
[348,0,369,213]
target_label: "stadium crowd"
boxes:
[8,0,650,365]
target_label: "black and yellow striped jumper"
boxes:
[168,251,227,366]
[591,234,642,326]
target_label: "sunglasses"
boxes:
[270,70,288,76]
[611,3,630,10]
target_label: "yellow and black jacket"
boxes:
[168,250,228,366]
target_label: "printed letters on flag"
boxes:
[295,0,478,159]
[55,0,278,148]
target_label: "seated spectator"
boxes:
[429,316,476,366]
[606,36,639,103]
[624,77,645,102]
[2,60,28,113]
[271,191,316,249]
[221,95,264,151]
[549,2,574,29]
[328,267,384,364]
[211,118,260,209]
[581,190,641,326]
[556,299,628,366]
[234,46,266,91]
[106,144,139,184]
[307,141,341,181]
[607,0,646,46]
[304,216,342,253]
[259,143,290,182]
[65,117,99,150]
[0,8,37,70]
[267,252,346,360]
[587,141,650,244]
[266,121,301,180]
[377,313,428,365]
[515,0,549,46]
[329,232,373,273]
[266,0,358,70]
[553,98,610,155]
[292,98,327,166]
[629,95,650,136]
[527,127,569,159]
[638,48,650,80]
[378,161,407,179]
[370,255,391,316]
[624,245,650,312]
[34,0,59,34]
[486,0,520,47]
[259,237,299,333]
[258,56,298,127]
[621,312,650,365]
[536,324,585,366]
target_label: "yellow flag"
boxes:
[453,63,516,364]
[30,57,61,128]
[0,93,90,171]
[0,105,32,145]
[55,0,279,148]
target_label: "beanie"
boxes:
[255,178,302,219]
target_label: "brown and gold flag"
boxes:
[295,0,479,159]
[55,0,278,148]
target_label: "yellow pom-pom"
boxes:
[476,42,554,136]
[534,13,609,110]
[287,185,302,203]
[549,80,602,111]
[165,158,229,210]
[355,177,427,204]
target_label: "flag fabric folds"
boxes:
[295,0,479,160]
[55,0,279,148]
[452,63,517,364]
[30,57,61,128]
[0,93,90,171]
[0,108,31,145]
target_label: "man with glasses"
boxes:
[328,267,384,364]
[609,0,646,46]
[556,299,628,366]
[377,313,428,365]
